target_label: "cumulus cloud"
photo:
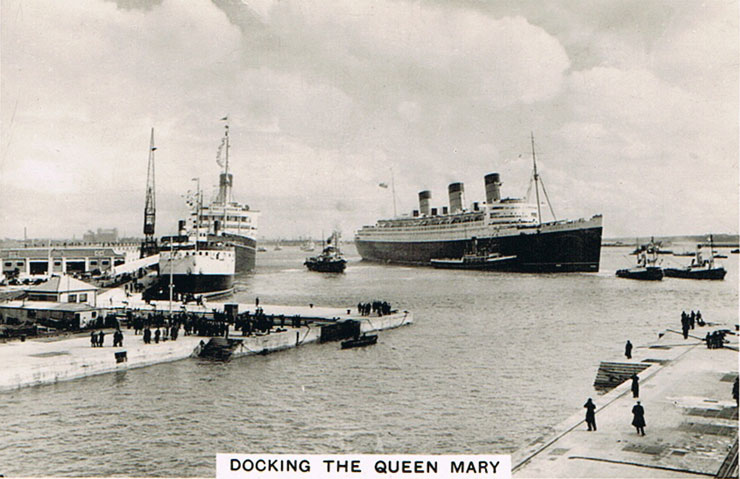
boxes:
[0,0,736,239]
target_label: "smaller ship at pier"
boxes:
[304,232,346,273]
[616,239,663,280]
[663,236,727,280]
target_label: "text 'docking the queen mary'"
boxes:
[217,454,511,479]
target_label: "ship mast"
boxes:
[529,133,557,226]
[215,117,232,234]
[141,128,157,258]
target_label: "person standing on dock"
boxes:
[91,331,97,347]
[584,398,597,431]
[631,401,646,436]
[631,374,640,398]
[625,340,633,359]
[733,378,738,406]
[98,330,105,347]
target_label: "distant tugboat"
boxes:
[663,235,727,280]
[617,239,663,280]
[304,232,346,273]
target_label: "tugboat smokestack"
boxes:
[448,182,465,214]
[418,190,431,216]
[485,173,501,203]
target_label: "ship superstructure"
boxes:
[180,120,259,273]
[355,138,603,272]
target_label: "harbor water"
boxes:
[1,246,737,477]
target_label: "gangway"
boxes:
[112,254,159,276]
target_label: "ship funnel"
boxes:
[448,182,465,214]
[216,173,233,204]
[485,173,501,203]
[418,190,431,216]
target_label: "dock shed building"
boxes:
[1,247,126,277]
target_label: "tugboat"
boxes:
[304,232,346,273]
[616,239,663,280]
[663,235,727,280]
[431,237,517,270]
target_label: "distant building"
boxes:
[82,228,119,243]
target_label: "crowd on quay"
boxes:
[88,306,316,348]
[357,300,393,316]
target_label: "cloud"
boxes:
[0,0,736,239]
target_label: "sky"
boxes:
[1,0,738,240]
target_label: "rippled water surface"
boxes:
[1,246,737,476]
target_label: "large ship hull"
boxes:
[218,233,256,273]
[154,273,234,295]
[147,245,236,299]
[355,221,602,273]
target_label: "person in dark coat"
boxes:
[733,378,738,406]
[631,374,640,398]
[154,328,160,344]
[584,398,597,431]
[625,340,633,359]
[91,330,97,347]
[98,330,105,347]
[631,401,646,435]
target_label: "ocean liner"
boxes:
[354,136,603,272]
[179,121,259,273]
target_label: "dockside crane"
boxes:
[141,128,157,258]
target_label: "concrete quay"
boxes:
[0,301,413,392]
[513,327,738,478]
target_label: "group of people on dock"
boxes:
[123,306,312,344]
[89,329,124,347]
[680,310,703,338]
[357,300,393,317]
[705,330,728,349]
[583,397,646,436]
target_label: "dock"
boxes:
[0,299,413,392]
[513,326,738,478]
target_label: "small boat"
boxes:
[663,235,727,280]
[714,254,728,259]
[673,250,696,257]
[305,232,347,273]
[341,333,378,349]
[731,249,739,254]
[617,239,663,280]
[299,240,315,252]
[257,247,267,252]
